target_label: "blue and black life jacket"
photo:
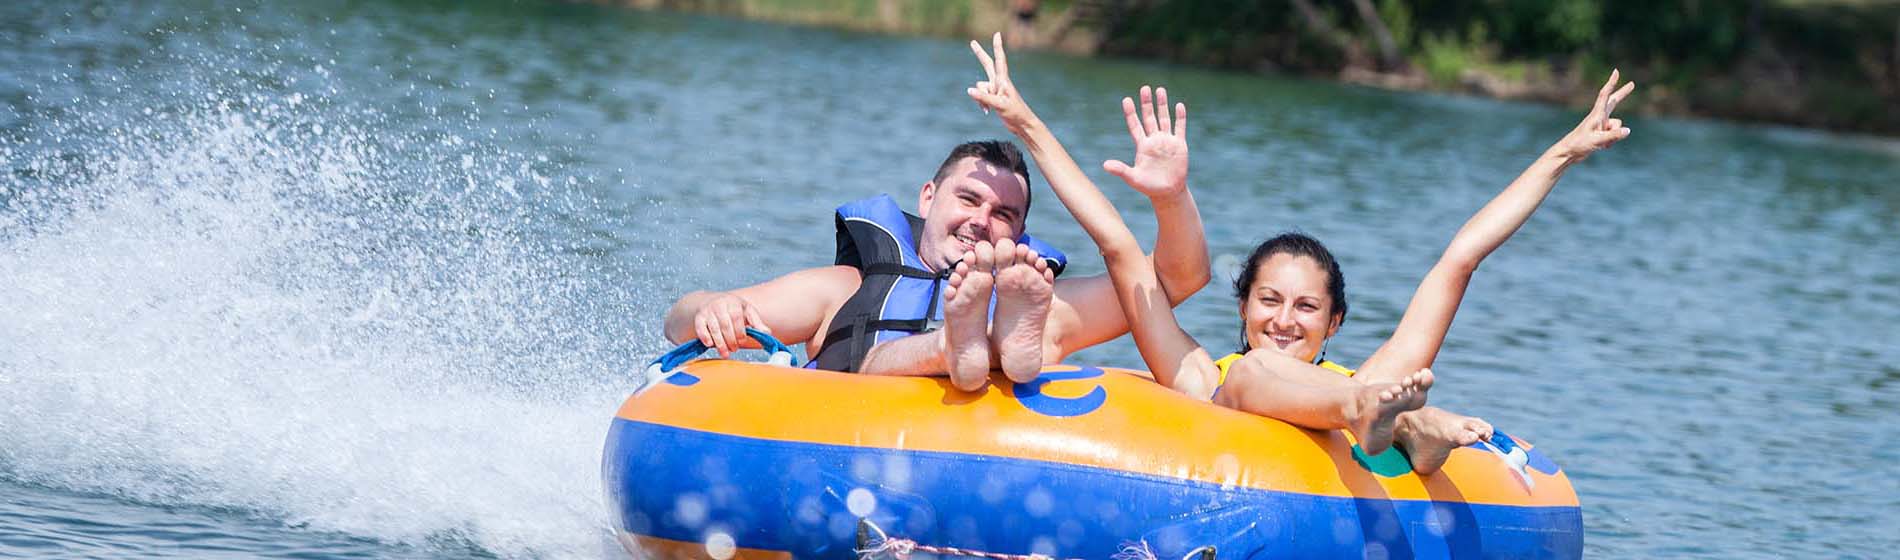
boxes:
[809,194,1067,372]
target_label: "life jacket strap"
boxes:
[860,262,939,279]
[822,319,935,348]
[817,264,949,373]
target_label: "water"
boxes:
[2,1,1896,558]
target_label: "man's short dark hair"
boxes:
[932,140,1032,213]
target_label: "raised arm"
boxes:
[1357,71,1636,379]
[967,35,1209,303]
[1105,86,1210,308]
[965,35,1221,398]
[964,36,1140,261]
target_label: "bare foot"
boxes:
[1395,406,1493,475]
[989,239,1054,383]
[942,242,996,391]
[1347,368,1433,455]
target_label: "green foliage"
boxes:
[1387,0,1768,64]
[1098,0,1896,132]
[644,0,1900,132]
[1378,0,1414,48]
[1541,0,1598,50]
[1103,1,1313,67]
[714,0,970,31]
[1418,32,1472,86]
[904,0,971,30]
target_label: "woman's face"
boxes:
[1239,253,1341,363]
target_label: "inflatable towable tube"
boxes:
[604,332,1582,559]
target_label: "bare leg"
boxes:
[1395,406,1493,475]
[990,239,1054,383]
[1219,363,1432,455]
[1254,351,1482,470]
[942,242,996,391]
[1353,360,1425,387]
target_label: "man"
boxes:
[663,137,1206,391]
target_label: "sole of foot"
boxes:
[942,242,997,391]
[1396,405,1492,475]
[990,239,1054,384]
[1350,368,1433,455]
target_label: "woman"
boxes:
[961,34,1634,473]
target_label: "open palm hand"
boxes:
[1104,85,1188,198]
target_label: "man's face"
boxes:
[916,156,1029,271]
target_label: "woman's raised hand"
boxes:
[967,32,1039,135]
[1103,85,1189,199]
[1554,70,1636,161]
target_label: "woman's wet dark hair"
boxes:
[1233,232,1347,352]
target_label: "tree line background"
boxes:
[1089,0,1899,133]
[616,0,1900,134]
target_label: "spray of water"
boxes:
[0,68,657,557]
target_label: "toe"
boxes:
[973,241,995,270]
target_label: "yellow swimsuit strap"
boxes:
[1214,353,1356,388]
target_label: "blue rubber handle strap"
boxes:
[648,327,801,372]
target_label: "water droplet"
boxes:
[1425,504,1457,536]
[979,477,1008,505]
[704,531,736,560]
[1024,487,1054,518]
[1031,536,1057,557]
[1215,252,1243,282]
[880,455,912,491]
[1052,520,1085,547]
[1374,516,1400,541]
[1331,517,1356,544]
[674,493,709,528]
[795,496,825,526]
[1213,453,1241,489]
[846,487,877,517]
[828,512,858,541]
[851,454,878,482]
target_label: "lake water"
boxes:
[3,1,1897,558]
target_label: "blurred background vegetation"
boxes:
[610,0,1900,135]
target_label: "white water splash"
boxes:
[0,83,650,558]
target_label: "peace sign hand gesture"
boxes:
[966,32,1040,136]
[1554,70,1636,161]
[1103,85,1189,199]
